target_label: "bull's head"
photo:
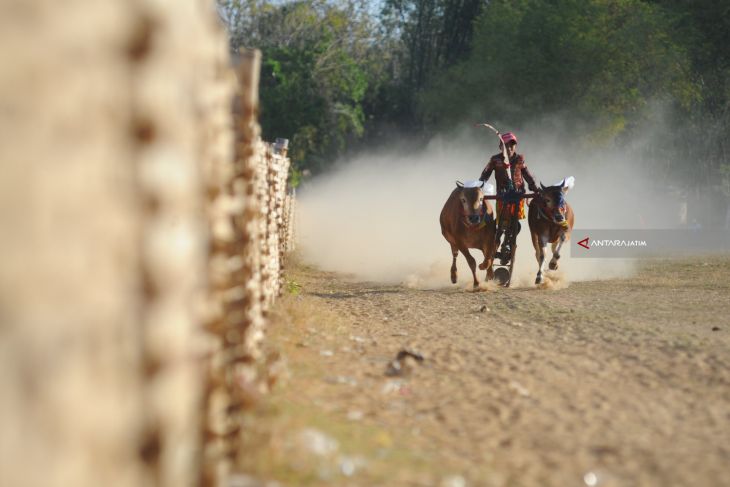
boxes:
[538,176,574,226]
[456,180,491,227]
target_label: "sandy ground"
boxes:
[235,257,730,487]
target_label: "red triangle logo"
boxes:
[578,237,590,249]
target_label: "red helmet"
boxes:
[500,132,518,145]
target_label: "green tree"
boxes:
[421,0,697,141]
[218,0,728,222]
[644,0,730,198]
[219,0,377,175]
[379,0,485,129]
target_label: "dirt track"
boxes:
[237,257,730,487]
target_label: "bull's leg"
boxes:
[480,244,494,281]
[449,242,458,284]
[478,244,490,270]
[534,235,548,285]
[459,246,479,289]
[549,234,566,270]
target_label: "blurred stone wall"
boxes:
[0,2,293,486]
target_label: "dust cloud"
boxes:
[297,125,677,289]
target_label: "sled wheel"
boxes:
[494,267,510,285]
[504,216,519,287]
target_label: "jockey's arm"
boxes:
[522,163,538,192]
[479,159,494,183]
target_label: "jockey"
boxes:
[478,132,538,263]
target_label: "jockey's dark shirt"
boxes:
[479,153,538,193]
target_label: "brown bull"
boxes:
[528,177,575,285]
[439,181,496,288]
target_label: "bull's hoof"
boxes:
[450,270,457,284]
[535,275,543,285]
[549,261,559,271]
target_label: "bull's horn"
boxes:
[562,176,575,191]
[540,182,546,190]
[456,180,464,188]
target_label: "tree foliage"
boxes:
[645,0,730,191]
[219,0,378,174]
[379,0,485,128]
[219,0,729,205]
[421,0,697,140]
